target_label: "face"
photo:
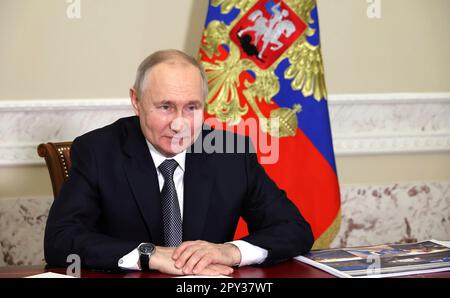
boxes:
[130,61,205,157]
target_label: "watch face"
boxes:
[139,243,155,254]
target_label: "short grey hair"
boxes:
[133,49,208,101]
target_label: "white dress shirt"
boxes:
[118,141,268,270]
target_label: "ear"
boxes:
[129,88,140,116]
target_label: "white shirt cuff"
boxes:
[118,248,140,270]
[228,240,268,267]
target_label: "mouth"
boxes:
[163,136,187,146]
[164,134,191,140]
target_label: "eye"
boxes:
[159,103,171,111]
[185,103,201,112]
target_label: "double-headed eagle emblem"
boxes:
[200,0,327,138]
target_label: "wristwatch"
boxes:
[137,242,155,271]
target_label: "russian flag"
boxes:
[199,0,341,249]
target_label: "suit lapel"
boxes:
[182,150,214,241]
[122,118,164,245]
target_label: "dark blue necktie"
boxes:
[158,159,182,247]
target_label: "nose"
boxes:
[169,109,183,132]
[170,117,189,134]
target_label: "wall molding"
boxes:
[328,92,450,104]
[0,98,130,112]
[0,93,449,165]
[328,92,450,155]
[333,132,450,155]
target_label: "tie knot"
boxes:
[158,159,178,179]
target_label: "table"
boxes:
[1,259,449,278]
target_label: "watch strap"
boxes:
[140,253,150,271]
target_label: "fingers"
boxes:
[172,241,237,275]
[192,253,213,274]
[194,267,220,276]
[173,241,208,270]
[210,264,234,275]
[196,264,234,276]
[177,246,212,274]
[182,248,209,274]
[172,241,200,260]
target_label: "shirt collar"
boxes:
[146,140,186,172]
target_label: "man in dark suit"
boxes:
[44,49,314,276]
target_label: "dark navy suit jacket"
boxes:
[44,116,314,270]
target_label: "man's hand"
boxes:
[172,241,242,275]
[149,246,235,276]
